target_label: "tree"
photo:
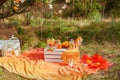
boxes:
[0,0,7,6]
[0,0,34,19]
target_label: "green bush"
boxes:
[9,14,119,49]
[105,0,120,17]
[62,2,89,18]
[34,40,47,48]
[17,27,25,35]
[7,18,21,27]
[89,10,102,22]
[77,21,120,44]
[107,22,120,41]
[62,1,103,19]
[24,13,32,25]
[36,17,120,44]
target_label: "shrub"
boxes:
[105,0,120,17]
[77,21,120,44]
[7,18,21,27]
[34,40,47,48]
[89,10,102,22]
[17,27,25,35]
[24,12,32,25]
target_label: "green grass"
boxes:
[5,14,120,47]
[80,42,120,80]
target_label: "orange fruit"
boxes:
[62,42,65,48]
[65,41,70,48]
[65,43,69,48]
[57,44,62,49]
[62,41,69,48]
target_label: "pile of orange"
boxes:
[57,41,70,49]
[61,41,70,48]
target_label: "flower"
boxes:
[91,54,109,69]
[14,0,21,4]
[81,54,91,63]
[81,54,109,70]
[62,4,67,9]
[21,0,26,3]
[13,6,18,10]
[65,0,70,3]
[49,4,53,9]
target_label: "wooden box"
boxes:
[44,48,67,62]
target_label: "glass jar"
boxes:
[68,59,74,67]
[9,35,21,56]
[2,41,14,56]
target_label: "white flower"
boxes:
[66,0,70,3]
[58,10,62,14]
[62,4,67,9]
[49,4,53,9]
[21,0,25,3]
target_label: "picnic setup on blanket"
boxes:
[0,36,112,80]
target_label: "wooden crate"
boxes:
[44,48,67,62]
